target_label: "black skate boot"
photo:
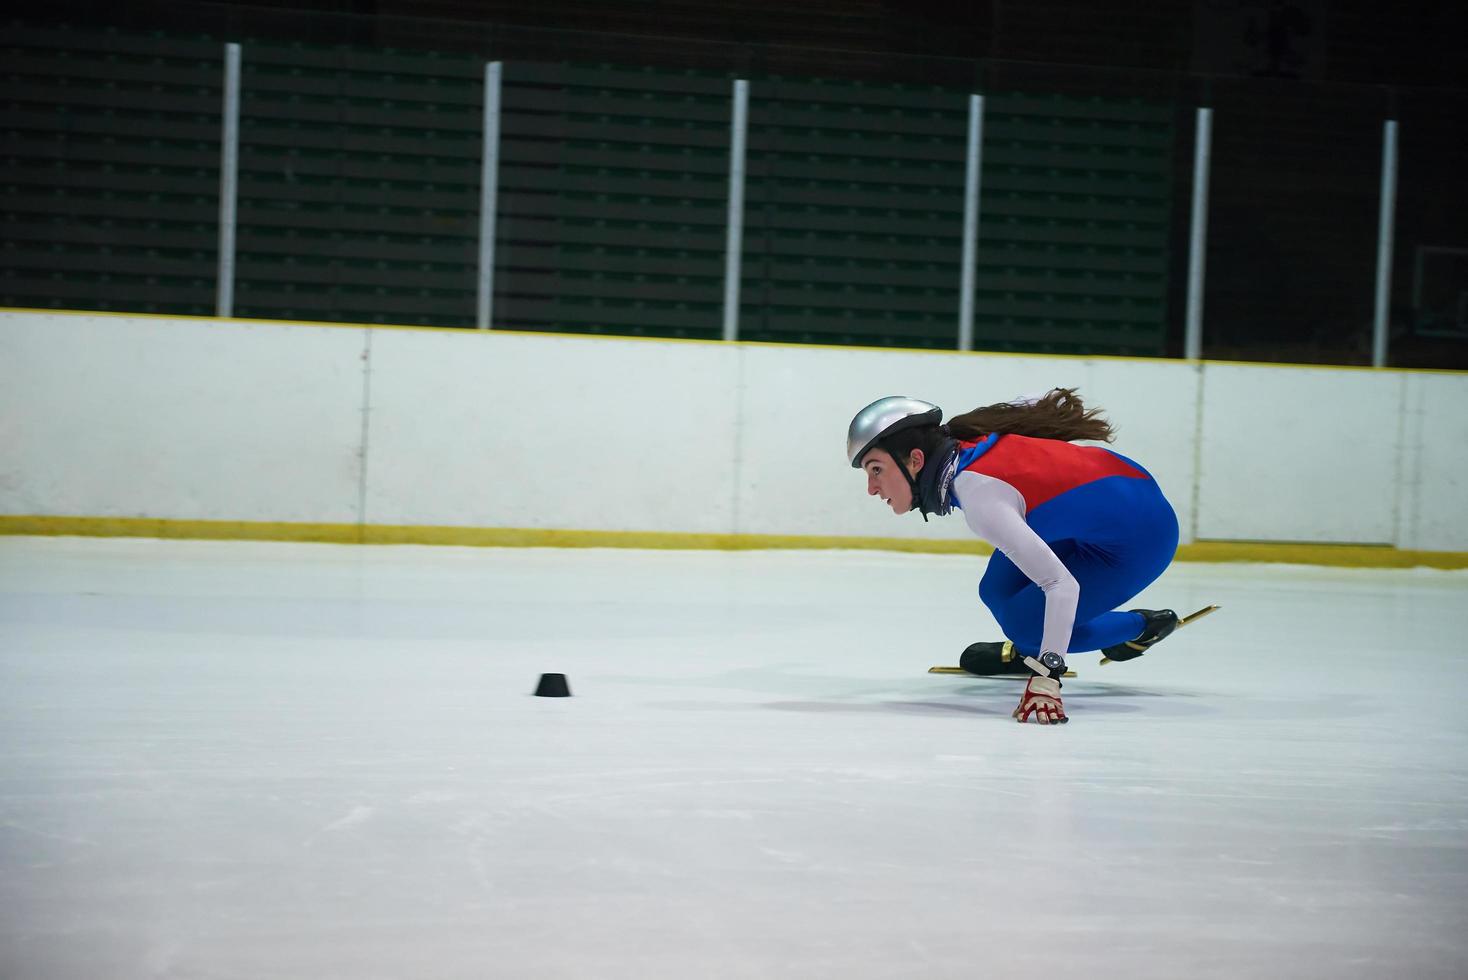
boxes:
[959,640,1031,676]
[1099,609,1179,663]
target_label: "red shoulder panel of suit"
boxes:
[961,434,1148,511]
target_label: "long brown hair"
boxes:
[945,387,1115,443]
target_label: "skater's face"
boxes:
[862,448,922,515]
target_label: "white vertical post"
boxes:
[216,42,241,318]
[958,94,984,351]
[476,61,503,330]
[722,79,749,342]
[1372,119,1398,368]
[1184,107,1212,361]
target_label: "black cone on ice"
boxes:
[534,673,571,697]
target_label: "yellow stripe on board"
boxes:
[1173,540,1468,570]
[0,516,363,545]
[3,515,1467,569]
[0,516,990,556]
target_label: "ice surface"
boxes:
[2,536,1467,979]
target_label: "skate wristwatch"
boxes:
[1022,650,1068,679]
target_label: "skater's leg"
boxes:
[980,546,1149,653]
[976,485,1179,654]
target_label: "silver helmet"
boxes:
[847,396,942,468]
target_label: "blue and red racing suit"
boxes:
[949,433,1180,657]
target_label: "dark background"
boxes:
[4,0,1465,366]
[89,0,1467,88]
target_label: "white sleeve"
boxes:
[952,470,1079,659]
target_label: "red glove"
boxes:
[1013,675,1068,725]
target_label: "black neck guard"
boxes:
[912,438,959,522]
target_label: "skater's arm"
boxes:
[952,471,1078,658]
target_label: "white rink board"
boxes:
[1196,365,1399,544]
[1,311,1466,550]
[0,313,366,524]
[364,328,740,533]
[1399,371,1468,551]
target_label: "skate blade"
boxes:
[1178,604,1221,627]
[928,665,1076,678]
[1099,604,1221,665]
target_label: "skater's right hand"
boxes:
[1013,676,1068,725]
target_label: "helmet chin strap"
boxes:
[900,453,928,523]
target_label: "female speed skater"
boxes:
[848,388,1205,726]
